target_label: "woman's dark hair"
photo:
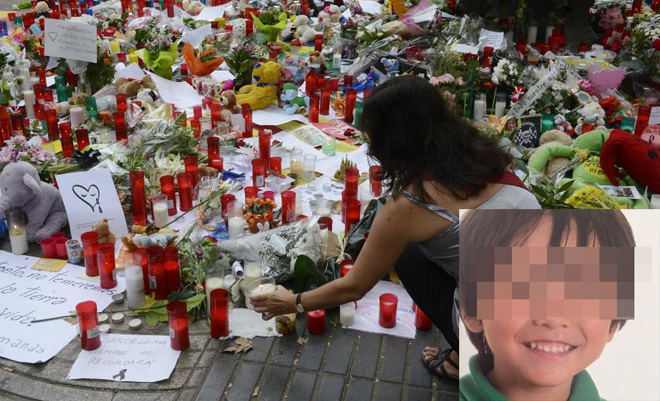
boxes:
[360,75,512,202]
[459,210,635,356]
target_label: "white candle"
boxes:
[527,25,538,44]
[244,261,262,284]
[228,216,244,239]
[23,90,36,119]
[340,303,355,326]
[333,53,341,70]
[153,202,169,228]
[70,106,84,128]
[545,26,554,43]
[125,264,145,309]
[206,277,224,314]
[247,283,275,310]
[9,230,28,255]
[495,101,507,117]
[473,95,487,120]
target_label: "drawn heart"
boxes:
[48,32,58,42]
[72,184,103,213]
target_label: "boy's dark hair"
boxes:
[360,75,512,204]
[459,209,635,355]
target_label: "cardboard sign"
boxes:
[55,169,128,243]
[67,334,180,382]
[44,18,97,63]
[0,251,124,364]
[514,115,542,149]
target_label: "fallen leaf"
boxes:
[266,326,273,332]
[222,337,253,354]
[329,319,339,327]
[252,386,260,397]
[2,367,14,373]
[296,337,308,346]
[125,311,139,317]
[63,317,78,325]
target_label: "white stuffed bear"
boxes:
[292,15,318,44]
[183,0,203,15]
[316,5,340,30]
[575,102,606,135]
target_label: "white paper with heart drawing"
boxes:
[55,169,128,244]
[44,18,97,64]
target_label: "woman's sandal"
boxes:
[422,347,459,381]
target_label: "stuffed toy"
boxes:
[292,15,319,44]
[0,162,68,243]
[33,1,49,15]
[182,0,203,15]
[307,51,326,73]
[93,218,116,244]
[600,129,660,194]
[381,58,401,75]
[280,83,307,114]
[121,225,178,250]
[575,101,606,135]
[236,61,282,110]
[69,92,88,106]
[527,130,574,177]
[316,5,341,30]
[554,114,574,135]
[220,90,241,121]
[115,76,157,97]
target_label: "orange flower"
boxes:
[181,42,225,77]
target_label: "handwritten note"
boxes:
[480,29,505,50]
[44,18,98,63]
[649,107,660,125]
[0,251,124,363]
[67,334,180,382]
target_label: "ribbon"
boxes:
[72,149,101,169]
[112,369,127,381]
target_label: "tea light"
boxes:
[111,313,125,324]
[99,324,111,334]
[340,303,355,327]
[112,293,125,304]
[245,278,276,310]
[98,313,110,324]
[128,318,142,330]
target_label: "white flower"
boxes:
[287,223,323,272]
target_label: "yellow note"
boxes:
[31,258,68,272]
[277,121,306,131]
[336,140,358,153]
[42,140,63,154]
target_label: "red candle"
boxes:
[163,247,180,293]
[55,237,68,259]
[379,293,398,328]
[208,136,220,161]
[252,159,266,187]
[221,193,236,218]
[258,129,271,165]
[211,103,222,129]
[167,301,190,350]
[114,111,127,142]
[370,166,383,197]
[244,186,259,199]
[635,106,651,137]
[318,216,333,231]
[314,33,323,52]
[11,113,25,136]
[632,0,643,13]
[340,259,354,277]
[415,306,433,330]
[344,167,359,197]
[579,42,588,53]
[301,0,308,15]
[209,157,224,172]
[653,0,660,12]
[81,231,99,276]
[320,85,331,115]
[116,93,128,113]
[210,288,230,338]
[269,157,282,175]
[133,248,150,292]
[183,155,199,194]
[76,301,101,351]
[191,119,201,138]
[146,245,167,300]
[345,199,361,233]
[309,95,319,123]
[343,75,353,88]
[242,104,253,138]
[160,175,178,216]
[97,243,118,289]
[46,109,60,141]
[177,173,193,211]
[344,89,357,124]
[193,105,202,120]
[180,63,188,76]
[305,67,317,96]
[130,171,148,226]
[281,191,296,225]
[40,237,56,258]
[59,121,71,138]
[548,36,560,53]
[341,190,349,224]
[307,309,326,334]
[246,19,253,37]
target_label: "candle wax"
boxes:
[9,230,28,255]
[340,304,355,326]
[153,202,169,228]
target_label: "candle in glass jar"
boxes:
[205,276,224,315]
[379,293,398,328]
[76,128,90,150]
[97,243,118,289]
[177,173,193,212]
[210,288,230,338]
[183,156,199,196]
[81,231,99,276]
[340,259,354,277]
[228,216,244,238]
[246,278,275,310]
[7,209,28,255]
[281,191,296,225]
[125,253,145,309]
[344,167,359,197]
[151,193,169,228]
[415,306,433,330]
[69,106,84,128]
[163,247,180,293]
[23,90,36,119]
[76,300,101,351]
[344,89,357,124]
[340,302,355,327]
[130,171,148,226]
[307,309,326,334]
[289,149,303,181]
[159,175,178,216]
[252,158,266,187]
[167,301,190,350]
[242,103,252,138]
[146,245,167,300]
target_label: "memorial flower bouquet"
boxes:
[491,58,524,89]
[0,136,57,182]
[139,37,179,80]
[181,37,225,77]
[627,14,660,61]
[251,9,288,43]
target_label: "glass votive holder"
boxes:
[307,309,326,334]
[252,158,266,187]
[340,259,355,277]
[415,306,433,330]
[379,293,398,328]
[51,232,66,239]
[97,242,117,289]
[210,288,230,339]
[163,246,180,293]
[167,301,190,350]
[40,237,56,258]
[76,300,101,351]
[322,136,336,156]
[81,231,99,276]
[244,186,259,199]
[55,237,68,259]
[340,302,355,327]
[245,277,276,310]
[151,193,169,228]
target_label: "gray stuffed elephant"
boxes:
[0,161,68,243]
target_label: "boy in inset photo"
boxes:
[458,210,638,401]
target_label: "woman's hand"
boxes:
[250,285,297,320]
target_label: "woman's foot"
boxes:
[422,347,459,381]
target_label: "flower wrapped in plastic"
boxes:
[138,40,179,80]
[181,42,225,77]
[251,11,288,43]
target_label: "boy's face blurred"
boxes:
[479,318,616,387]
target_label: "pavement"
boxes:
[0,240,459,401]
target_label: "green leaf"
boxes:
[557,179,576,193]
[145,312,161,326]
[293,255,328,294]
[167,291,198,302]
[185,293,206,311]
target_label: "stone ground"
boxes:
[0,240,459,400]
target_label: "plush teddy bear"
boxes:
[292,15,319,44]
[575,101,606,135]
[69,92,88,106]
[527,130,574,177]
[0,162,68,243]
[280,82,307,114]
[236,61,282,110]
[554,114,574,136]
[220,90,241,122]
[116,76,157,97]
[183,0,203,15]
[93,218,116,244]
[600,129,660,194]
[307,51,326,73]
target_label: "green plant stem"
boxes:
[31,305,168,324]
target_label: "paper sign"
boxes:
[359,0,383,15]
[480,28,505,50]
[114,62,146,82]
[55,169,128,243]
[649,107,660,125]
[180,24,213,49]
[0,251,124,364]
[598,185,642,200]
[31,259,68,272]
[193,5,228,21]
[292,124,327,147]
[67,334,180,382]
[508,61,561,117]
[252,105,309,126]
[451,43,479,55]
[44,18,97,63]
[147,72,204,111]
